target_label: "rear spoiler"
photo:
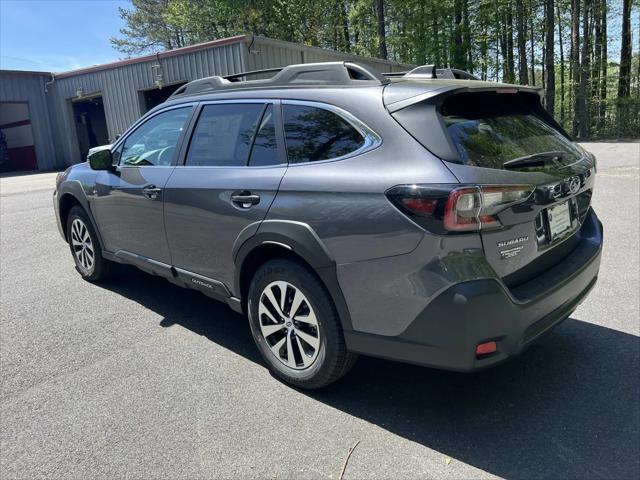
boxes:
[384,83,544,113]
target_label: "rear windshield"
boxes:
[441,92,582,169]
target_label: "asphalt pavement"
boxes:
[1,142,639,479]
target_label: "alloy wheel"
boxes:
[70,218,94,272]
[258,280,321,370]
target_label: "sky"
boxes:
[0,0,635,74]
[0,0,130,72]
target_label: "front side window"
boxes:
[186,103,266,167]
[283,104,364,163]
[120,107,192,166]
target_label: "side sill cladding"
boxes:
[233,220,354,331]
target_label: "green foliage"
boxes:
[110,0,184,55]
[110,0,639,139]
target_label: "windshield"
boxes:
[441,92,583,170]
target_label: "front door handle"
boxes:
[230,191,260,208]
[142,185,162,200]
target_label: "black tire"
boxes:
[248,258,357,389]
[66,206,113,282]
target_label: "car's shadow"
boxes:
[101,267,639,479]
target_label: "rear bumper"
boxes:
[344,209,603,371]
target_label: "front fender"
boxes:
[56,180,104,248]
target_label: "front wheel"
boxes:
[66,206,113,282]
[248,259,357,389]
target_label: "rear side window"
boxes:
[186,104,264,167]
[283,104,364,163]
[441,93,582,169]
[248,105,279,166]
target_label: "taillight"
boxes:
[386,184,534,234]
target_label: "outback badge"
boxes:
[498,235,529,259]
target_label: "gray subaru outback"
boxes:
[54,62,603,389]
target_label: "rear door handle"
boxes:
[230,191,260,208]
[142,185,162,200]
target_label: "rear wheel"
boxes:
[248,259,357,389]
[66,206,113,282]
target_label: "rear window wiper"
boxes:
[503,151,566,169]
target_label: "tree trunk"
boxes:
[542,38,546,90]
[341,2,350,53]
[579,0,591,138]
[501,18,509,81]
[529,5,535,85]
[545,0,555,115]
[557,3,566,126]
[571,0,581,137]
[506,1,515,83]
[517,0,529,84]
[480,15,488,79]
[433,12,441,66]
[495,1,501,80]
[592,0,602,128]
[453,0,464,68]
[637,9,640,97]
[376,0,388,59]
[463,0,472,72]
[592,0,601,100]
[617,0,632,99]
[599,0,607,127]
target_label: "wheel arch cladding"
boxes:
[234,220,354,331]
[57,181,103,247]
[58,193,82,241]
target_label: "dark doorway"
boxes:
[141,82,187,113]
[0,102,38,172]
[72,95,109,161]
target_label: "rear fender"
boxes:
[233,219,353,331]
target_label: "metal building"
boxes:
[0,35,409,172]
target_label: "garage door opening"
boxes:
[140,81,187,113]
[0,102,38,172]
[72,95,109,161]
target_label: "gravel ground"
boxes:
[1,142,638,479]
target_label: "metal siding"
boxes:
[45,41,245,165]
[249,37,411,73]
[0,72,57,170]
[2,37,408,169]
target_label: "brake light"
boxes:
[386,184,534,234]
[476,341,497,356]
[400,197,438,215]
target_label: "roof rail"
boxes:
[381,65,480,81]
[404,65,437,79]
[170,61,389,98]
[223,67,284,82]
[380,71,409,78]
[433,68,480,80]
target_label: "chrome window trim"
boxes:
[281,99,382,165]
[199,99,278,105]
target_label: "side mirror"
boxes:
[88,149,114,171]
